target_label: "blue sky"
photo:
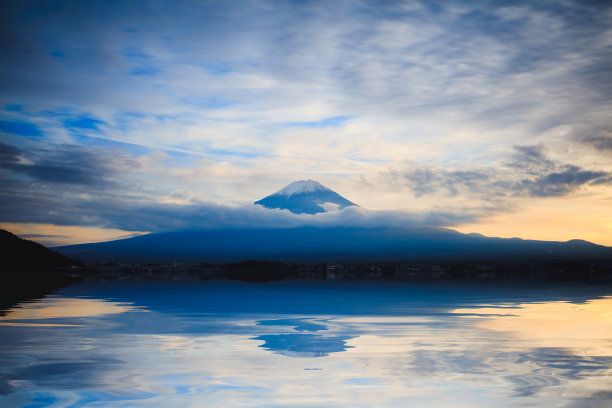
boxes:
[1,0,611,246]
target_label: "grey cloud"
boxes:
[392,145,611,199]
[510,145,611,197]
[20,234,68,239]
[584,136,612,151]
[572,127,612,151]
[394,167,493,198]
[510,145,554,171]
[521,167,608,197]
[0,142,22,165]
[1,143,139,185]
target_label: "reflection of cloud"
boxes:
[505,347,612,399]
[451,297,612,356]
[515,348,611,381]
[257,318,328,332]
[0,297,144,326]
[5,360,124,391]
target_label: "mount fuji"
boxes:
[254,180,357,214]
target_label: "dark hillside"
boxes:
[1,229,78,271]
[0,229,83,309]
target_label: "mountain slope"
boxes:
[254,180,357,214]
[55,226,612,264]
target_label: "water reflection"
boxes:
[253,318,352,357]
[257,318,328,332]
[0,281,610,407]
[452,298,612,355]
[253,333,354,357]
[0,296,145,326]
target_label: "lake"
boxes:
[1,279,611,407]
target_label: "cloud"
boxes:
[20,234,68,239]
[391,145,611,200]
[0,142,22,165]
[0,175,492,232]
[0,143,139,185]
[520,167,609,197]
[0,0,611,240]
[0,139,604,236]
[509,146,611,197]
[583,135,612,151]
[571,126,612,151]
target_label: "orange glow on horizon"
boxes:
[454,195,612,246]
[0,297,146,326]
[0,223,148,247]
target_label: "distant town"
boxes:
[52,259,612,283]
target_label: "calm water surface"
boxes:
[1,280,611,407]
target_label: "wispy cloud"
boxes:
[0,142,139,185]
[387,145,611,200]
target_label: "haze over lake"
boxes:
[1,280,611,407]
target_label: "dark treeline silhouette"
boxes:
[223,260,296,282]
[53,258,612,283]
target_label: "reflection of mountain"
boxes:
[253,318,351,357]
[58,280,612,317]
[55,226,612,263]
[252,334,354,357]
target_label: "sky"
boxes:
[0,0,611,247]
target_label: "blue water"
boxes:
[1,280,611,407]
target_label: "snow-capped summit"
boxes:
[255,180,357,214]
[273,180,332,197]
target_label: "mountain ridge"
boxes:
[54,226,612,264]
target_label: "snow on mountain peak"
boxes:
[255,179,357,214]
[273,180,331,197]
